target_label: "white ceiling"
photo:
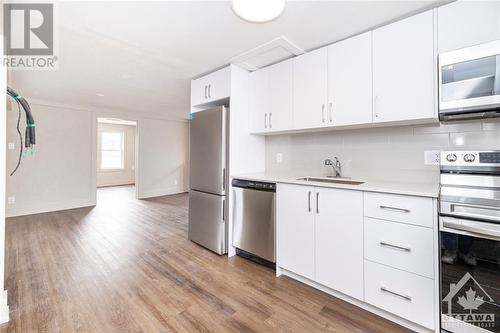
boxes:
[10,0,447,121]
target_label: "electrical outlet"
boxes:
[276,153,283,164]
[424,150,440,166]
[174,179,178,185]
[8,142,14,150]
[7,196,15,205]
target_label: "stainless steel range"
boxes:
[439,150,500,333]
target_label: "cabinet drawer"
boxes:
[364,192,434,227]
[364,260,434,329]
[364,217,434,278]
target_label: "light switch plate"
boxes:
[424,150,440,165]
[7,196,15,205]
[8,142,15,150]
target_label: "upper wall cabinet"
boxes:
[191,66,231,108]
[249,59,293,134]
[438,1,500,53]
[292,48,328,130]
[372,11,435,123]
[327,32,373,126]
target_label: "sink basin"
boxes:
[297,177,365,185]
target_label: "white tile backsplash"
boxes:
[266,120,500,184]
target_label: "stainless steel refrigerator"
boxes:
[188,106,228,255]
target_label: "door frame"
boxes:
[92,114,139,202]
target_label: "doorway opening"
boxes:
[96,117,138,201]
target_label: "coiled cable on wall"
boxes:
[6,87,36,176]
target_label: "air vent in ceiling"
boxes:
[230,36,304,71]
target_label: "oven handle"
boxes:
[441,217,500,241]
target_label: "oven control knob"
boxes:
[446,154,457,162]
[464,154,476,162]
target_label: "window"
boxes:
[100,132,124,170]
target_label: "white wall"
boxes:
[266,119,500,185]
[136,118,188,199]
[0,33,10,324]
[97,122,136,187]
[6,101,189,217]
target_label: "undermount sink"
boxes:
[297,177,365,185]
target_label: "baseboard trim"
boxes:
[6,199,95,218]
[278,267,435,333]
[0,290,9,325]
[138,187,187,199]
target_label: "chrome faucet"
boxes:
[325,157,342,178]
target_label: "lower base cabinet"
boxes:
[277,184,364,299]
[277,183,437,331]
[364,260,435,330]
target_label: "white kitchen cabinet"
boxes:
[191,66,231,108]
[327,32,372,126]
[315,188,364,300]
[277,183,315,280]
[267,59,293,132]
[372,10,435,123]
[292,47,328,129]
[249,60,293,134]
[249,68,269,133]
[438,1,500,53]
[364,260,435,330]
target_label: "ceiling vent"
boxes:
[230,36,304,71]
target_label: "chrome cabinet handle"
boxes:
[379,205,410,213]
[328,102,333,123]
[308,191,312,212]
[208,84,211,99]
[269,113,272,128]
[380,241,411,252]
[222,168,226,191]
[222,199,225,221]
[380,286,412,301]
[321,104,325,123]
[316,192,319,214]
[204,85,208,99]
[264,113,268,129]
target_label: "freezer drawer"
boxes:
[188,190,226,255]
[232,181,275,262]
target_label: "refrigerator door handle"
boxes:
[222,199,225,221]
[222,168,226,191]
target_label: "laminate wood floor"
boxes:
[5,186,412,333]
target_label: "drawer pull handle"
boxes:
[380,286,412,301]
[380,241,411,252]
[379,205,410,213]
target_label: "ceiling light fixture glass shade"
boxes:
[232,0,286,23]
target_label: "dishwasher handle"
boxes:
[232,179,276,192]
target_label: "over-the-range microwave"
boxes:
[439,39,500,121]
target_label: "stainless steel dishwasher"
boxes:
[232,179,276,263]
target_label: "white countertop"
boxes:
[231,172,439,198]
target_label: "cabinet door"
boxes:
[315,188,364,300]
[293,47,328,129]
[372,11,435,123]
[205,66,231,103]
[191,76,208,107]
[328,32,372,126]
[277,184,315,280]
[248,68,269,133]
[438,1,500,53]
[267,59,293,132]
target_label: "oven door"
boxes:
[439,40,500,116]
[440,216,500,333]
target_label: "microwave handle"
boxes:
[442,217,500,241]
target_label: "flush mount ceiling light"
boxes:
[232,0,286,23]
